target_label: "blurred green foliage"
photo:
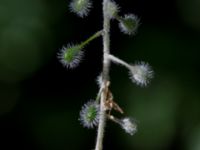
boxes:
[0,0,57,83]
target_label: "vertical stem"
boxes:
[94,0,111,150]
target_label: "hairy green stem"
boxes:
[80,30,103,48]
[94,0,111,150]
[114,14,123,22]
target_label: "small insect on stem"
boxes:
[104,89,124,114]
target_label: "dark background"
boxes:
[0,0,200,149]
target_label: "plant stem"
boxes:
[80,30,103,48]
[107,54,131,69]
[94,0,111,150]
[114,14,123,22]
